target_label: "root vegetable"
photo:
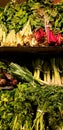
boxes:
[4,73,13,81]
[0,78,7,86]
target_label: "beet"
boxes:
[10,79,18,86]
[0,78,7,86]
[4,73,13,81]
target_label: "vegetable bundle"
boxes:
[0,56,63,88]
[0,0,63,46]
[0,80,63,129]
[0,58,63,129]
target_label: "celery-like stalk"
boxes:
[34,70,37,78]
[44,72,47,82]
[51,58,61,86]
[46,70,50,83]
[32,59,49,85]
[32,59,42,79]
[51,72,55,84]
[43,60,51,84]
[61,76,63,85]
[34,110,45,130]
[36,69,41,79]
[59,58,63,85]
[36,78,49,85]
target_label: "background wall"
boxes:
[0,0,10,7]
[0,0,61,7]
[54,0,61,3]
[0,0,25,7]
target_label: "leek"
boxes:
[51,58,61,86]
[44,72,47,82]
[9,62,48,87]
[32,59,42,79]
[32,59,49,85]
[46,69,50,83]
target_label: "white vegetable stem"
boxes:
[52,58,61,86]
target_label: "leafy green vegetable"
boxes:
[1,83,63,130]
[0,0,63,34]
[0,61,7,70]
[9,62,41,87]
[0,89,15,130]
[0,57,63,130]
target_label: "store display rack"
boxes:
[0,46,63,54]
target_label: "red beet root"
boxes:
[10,79,18,86]
[4,73,13,81]
[0,78,7,86]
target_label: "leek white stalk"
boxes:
[52,58,61,86]
[44,72,47,82]
[32,59,42,79]
[46,70,50,83]
[51,72,55,85]
[61,76,63,85]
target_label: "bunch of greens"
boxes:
[0,7,4,16]
[36,85,63,130]
[1,83,63,130]
[0,89,15,130]
[0,0,63,34]
[0,0,54,33]
[9,62,49,86]
[0,2,29,33]
[54,2,63,33]
[0,0,45,33]
[0,60,63,129]
[14,83,63,130]
[45,1,63,34]
[13,82,41,129]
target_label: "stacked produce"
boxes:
[0,58,63,130]
[0,0,63,46]
[0,0,63,129]
[1,57,63,88]
[0,61,18,89]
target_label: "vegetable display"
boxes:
[0,58,63,129]
[0,0,63,129]
[1,57,63,88]
[0,0,63,46]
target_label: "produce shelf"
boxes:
[0,46,63,54]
